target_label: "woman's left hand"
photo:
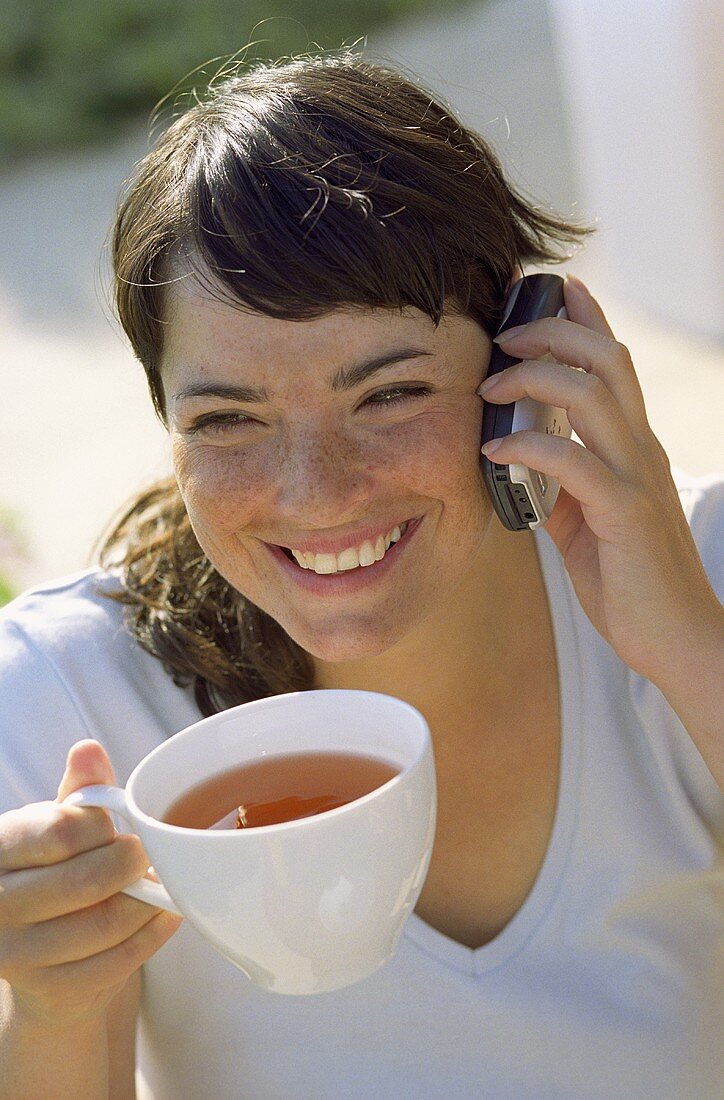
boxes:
[478,274,723,695]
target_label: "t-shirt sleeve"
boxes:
[0,614,94,811]
[627,471,723,828]
[0,616,91,814]
[0,571,202,819]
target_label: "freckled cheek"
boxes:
[172,442,275,532]
[390,406,485,499]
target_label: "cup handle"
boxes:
[64,785,183,917]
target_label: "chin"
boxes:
[281,615,407,664]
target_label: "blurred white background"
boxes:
[1,0,722,591]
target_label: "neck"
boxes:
[312,521,547,730]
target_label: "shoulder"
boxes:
[2,567,129,643]
[0,569,143,699]
[0,570,199,809]
[674,467,724,517]
[673,468,723,596]
[628,469,723,822]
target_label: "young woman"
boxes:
[0,53,721,1099]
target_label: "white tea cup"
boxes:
[66,689,436,995]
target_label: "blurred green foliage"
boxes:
[0,577,15,608]
[1,0,469,161]
[0,508,27,607]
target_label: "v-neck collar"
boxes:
[403,529,585,976]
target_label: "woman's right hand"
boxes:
[0,740,182,1030]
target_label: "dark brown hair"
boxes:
[101,50,593,714]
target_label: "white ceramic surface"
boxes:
[66,690,436,995]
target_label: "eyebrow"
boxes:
[172,346,434,405]
[173,380,271,404]
[331,347,433,391]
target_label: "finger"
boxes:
[1,891,171,973]
[479,357,636,474]
[544,485,586,550]
[0,801,116,872]
[57,740,116,802]
[0,833,150,924]
[481,430,621,521]
[22,910,181,1012]
[563,274,616,339]
[493,309,648,429]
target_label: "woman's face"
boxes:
[161,281,493,661]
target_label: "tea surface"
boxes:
[162,750,399,829]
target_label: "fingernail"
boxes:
[481,437,502,456]
[493,324,527,343]
[477,374,501,395]
[565,272,587,291]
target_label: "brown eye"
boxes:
[187,412,256,435]
[364,386,431,407]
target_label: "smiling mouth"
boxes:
[279,521,410,576]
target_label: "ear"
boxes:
[507,267,524,293]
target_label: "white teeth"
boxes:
[287,521,409,575]
[314,553,338,574]
[337,547,360,571]
[358,540,376,567]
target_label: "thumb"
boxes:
[56,739,117,802]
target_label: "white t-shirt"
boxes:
[1,472,722,1100]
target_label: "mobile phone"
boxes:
[481,273,571,530]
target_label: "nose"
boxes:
[275,423,376,526]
